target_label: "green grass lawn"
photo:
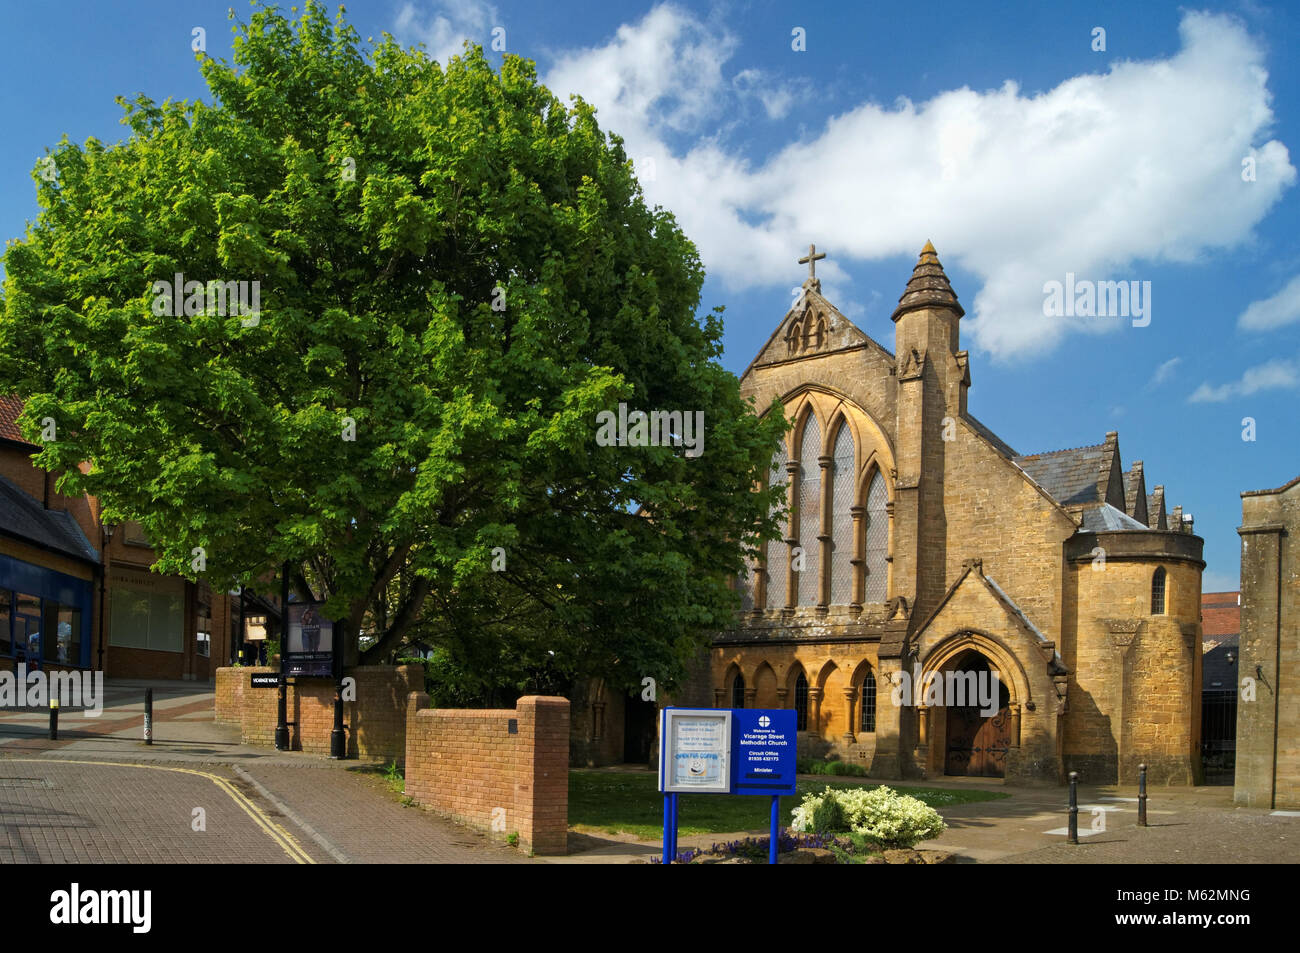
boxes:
[568,770,1010,840]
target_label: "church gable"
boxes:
[746,286,889,373]
[911,560,1068,697]
[743,245,894,378]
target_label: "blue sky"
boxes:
[2,0,1297,590]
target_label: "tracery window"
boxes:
[863,471,889,602]
[765,444,789,609]
[830,423,855,604]
[797,414,821,605]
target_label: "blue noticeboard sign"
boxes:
[731,709,797,795]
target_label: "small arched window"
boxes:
[794,673,809,731]
[860,671,876,733]
[732,673,746,709]
[787,321,802,355]
[1151,567,1166,615]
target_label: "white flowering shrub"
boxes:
[790,785,946,848]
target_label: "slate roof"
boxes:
[1013,443,1108,507]
[0,474,99,564]
[1203,638,1239,691]
[0,395,32,445]
[1079,503,1149,532]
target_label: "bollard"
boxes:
[1138,763,1148,827]
[144,688,153,745]
[1067,771,1079,844]
[329,683,346,759]
[49,697,59,741]
[274,678,289,751]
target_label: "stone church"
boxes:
[711,242,1206,785]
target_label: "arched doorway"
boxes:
[943,651,1012,778]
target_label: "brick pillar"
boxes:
[808,687,823,737]
[518,696,570,856]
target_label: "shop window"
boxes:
[14,592,40,664]
[0,590,10,656]
[110,583,184,653]
[197,604,212,658]
[42,602,81,665]
[120,520,151,546]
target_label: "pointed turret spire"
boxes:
[891,241,964,322]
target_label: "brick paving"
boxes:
[0,679,533,864]
[0,759,329,863]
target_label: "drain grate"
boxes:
[0,778,54,789]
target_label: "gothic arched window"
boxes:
[797,414,821,605]
[830,423,855,604]
[765,443,789,609]
[1151,567,1166,615]
[863,470,888,602]
[860,671,876,733]
[732,673,746,709]
[795,673,809,730]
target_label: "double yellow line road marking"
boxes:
[6,758,316,864]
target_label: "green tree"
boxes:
[0,2,786,689]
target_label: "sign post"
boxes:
[658,707,796,865]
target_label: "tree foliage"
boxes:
[0,2,786,690]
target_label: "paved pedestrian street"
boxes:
[0,681,526,865]
[1,680,1296,865]
[0,759,324,864]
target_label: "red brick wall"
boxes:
[214,666,243,724]
[215,664,421,760]
[404,694,570,855]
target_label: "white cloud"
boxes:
[541,7,1295,359]
[1238,274,1300,331]
[1188,355,1300,402]
[1148,356,1182,388]
[394,0,499,67]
